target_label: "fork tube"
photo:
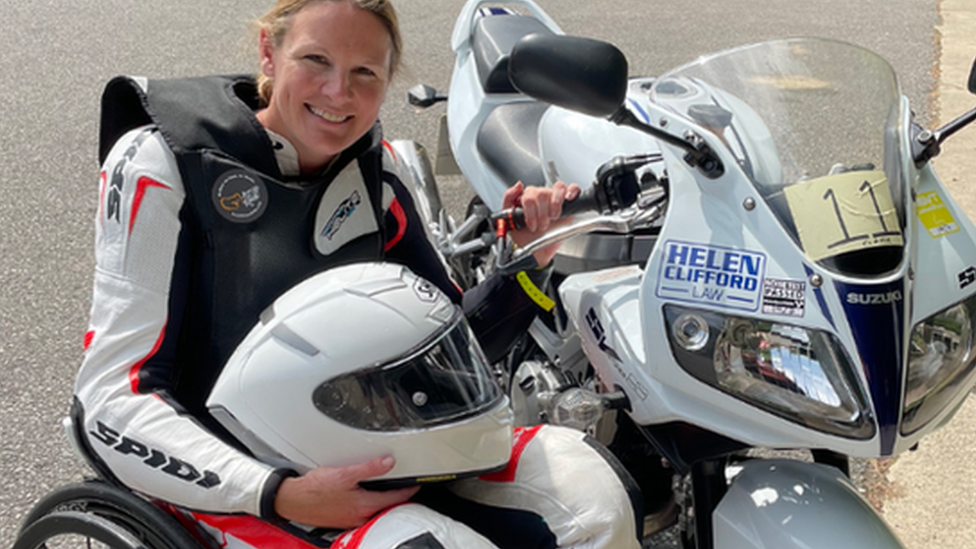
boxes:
[691,459,726,549]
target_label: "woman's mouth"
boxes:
[308,105,350,123]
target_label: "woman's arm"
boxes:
[74,127,283,517]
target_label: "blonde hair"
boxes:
[256,0,402,105]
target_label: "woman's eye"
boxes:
[305,55,329,65]
[355,67,377,78]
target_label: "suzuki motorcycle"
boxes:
[390,0,976,547]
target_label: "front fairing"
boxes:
[652,39,907,277]
[560,39,976,457]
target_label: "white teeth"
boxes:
[309,105,348,123]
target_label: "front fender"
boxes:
[713,459,905,549]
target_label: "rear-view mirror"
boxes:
[508,34,628,118]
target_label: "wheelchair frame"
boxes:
[14,408,209,549]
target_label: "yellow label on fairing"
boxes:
[916,190,960,238]
[784,170,903,261]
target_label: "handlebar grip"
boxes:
[506,186,600,231]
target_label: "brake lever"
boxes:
[495,195,668,276]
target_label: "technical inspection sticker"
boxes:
[916,190,960,238]
[656,240,766,311]
[761,278,806,317]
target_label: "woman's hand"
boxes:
[502,181,581,267]
[273,456,419,529]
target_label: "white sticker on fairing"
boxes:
[762,278,806,317]
[656,240,766,311]
[314,162,379,256]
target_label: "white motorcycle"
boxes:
[391,0,976,547]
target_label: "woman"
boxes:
[74,1,640,547]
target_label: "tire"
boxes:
[13,511,146,549]
[15,480,205,549]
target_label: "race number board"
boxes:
[784,170,903,261]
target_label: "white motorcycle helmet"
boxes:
[207,262,514,488]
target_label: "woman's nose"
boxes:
[320,72,351,99]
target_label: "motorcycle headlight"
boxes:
[664,305,875,439]
[902,295,976,435]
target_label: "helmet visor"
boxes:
[312,312,504,432]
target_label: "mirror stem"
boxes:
[934,105,976,143]
[914,105,976,165]
[610,107,724,179]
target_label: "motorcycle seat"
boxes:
[477,101,548,188]
[472,14,553,94]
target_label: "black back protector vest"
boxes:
[99,75,387,414]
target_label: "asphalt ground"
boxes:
[0,0,951,547]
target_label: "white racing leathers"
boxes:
[75,123,639,548]
[449,426,640,549]
[177,426,640,549]
[75,127,276,515]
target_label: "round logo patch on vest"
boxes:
[212,170,268,223]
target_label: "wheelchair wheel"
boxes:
[14,511,147,549]
[14,480,205,549]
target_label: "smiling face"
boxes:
[257,1,393,173]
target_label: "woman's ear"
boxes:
[258,27,276,78]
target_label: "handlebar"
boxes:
[491,153,659,231]
[435,153,666,275]
[494,186,667,276]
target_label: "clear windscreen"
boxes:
[651,39,906,276]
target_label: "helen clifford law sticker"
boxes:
[762,278,806,317]
[656,241,766,311]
